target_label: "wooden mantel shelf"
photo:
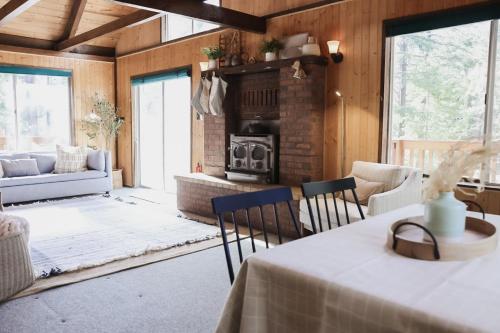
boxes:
[201,55,329,76]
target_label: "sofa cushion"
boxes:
[87,149,105,171]
[30,153,56,174]
[344,176,385,205]
[0,170,106,188]
[55,145,88,174]
[351,161,407,192]
[0,153,30,160]
[0,159,40,178]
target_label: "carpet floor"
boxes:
[0,240,260,333]
[5,194,221,278]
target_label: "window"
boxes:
[384,20,500,185]
[0,67,72,152]
[161,0,220,42]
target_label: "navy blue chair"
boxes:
[211,187,301,284]
[301,177,365,234]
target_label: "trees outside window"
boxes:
[0,72,71,152]
[387,20,500,185]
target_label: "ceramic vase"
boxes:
[265,52,277,62]
[208,59,218,70]
[424,191,466,242]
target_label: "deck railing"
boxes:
[391,139,499,182]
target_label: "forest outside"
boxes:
[389,20,500,184]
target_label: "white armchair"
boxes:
[299,161,422,231]
[351,161,423,216]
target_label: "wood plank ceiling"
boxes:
[0,0,266,58]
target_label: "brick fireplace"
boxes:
[177,56,328,238]
[203,56,328,186]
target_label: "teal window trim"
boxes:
[131,68,191,86]
[0,65,72,77]
[384,1,500,37]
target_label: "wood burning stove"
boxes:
[226,134,278,184]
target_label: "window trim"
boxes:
[0,64,75,151]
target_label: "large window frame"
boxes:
[0,65,74,152]
[381,3,500,186]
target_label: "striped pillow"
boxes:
[54,145,88,174]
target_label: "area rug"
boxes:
[4,195,224,279]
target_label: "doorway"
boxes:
[133,69,191,193]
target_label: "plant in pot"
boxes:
[260,38,283,62]
[82,93,124,152]
[422,141,499,242]
[202,46,224,70]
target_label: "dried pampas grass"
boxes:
[422,140,500,202]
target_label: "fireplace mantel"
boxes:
[202,55,328,76]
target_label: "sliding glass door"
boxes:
[133,70,191,193]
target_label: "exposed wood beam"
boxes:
[0,44,114,62]
[60,0,87,40]
[0,33,115,57]
[55,10,160,51]
[112,0,266,33]
[0,0,40,27]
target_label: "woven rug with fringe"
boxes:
[4,194,223,279]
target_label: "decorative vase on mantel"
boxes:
[265,52,277,62]
[208,59,218,70]
[424,191,466,242]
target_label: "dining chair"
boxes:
[211,187,301,284]
[301,177,365,234]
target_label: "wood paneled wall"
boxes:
[116,0,488,187]
[0,50,116,162]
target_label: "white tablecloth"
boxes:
[215,204,500,333]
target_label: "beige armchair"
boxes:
[300,161,422,231]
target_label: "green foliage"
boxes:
[82,93,124,150]
[201,46,224,60]
[391,22,491,142]
[260,38,283,54]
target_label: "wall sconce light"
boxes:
[327,40,343,63]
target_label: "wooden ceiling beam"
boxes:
[55,9,160,52]
[112,0,266,33]
[0,33,115,58]
[0,0,40,28]
[60,0,87,41]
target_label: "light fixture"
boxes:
[335,90,346,177]
[327,40,343,64]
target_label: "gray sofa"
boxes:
[0,151,113,204]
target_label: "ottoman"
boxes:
[0,214,34,302]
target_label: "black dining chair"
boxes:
[301,177,365,234]
[211,187,301,284]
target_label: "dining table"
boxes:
[215,204,500,333]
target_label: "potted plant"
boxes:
[260,38,283,62]
[422,141,499,242]
[82,93,124,152]
[202,46,224,70]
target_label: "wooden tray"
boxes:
[387,216,498,261]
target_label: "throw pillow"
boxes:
[87,149,105,171]
[54,145,88,174]
[344,176,385,205]
[30,154,56,174]
[0,159,41,178]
